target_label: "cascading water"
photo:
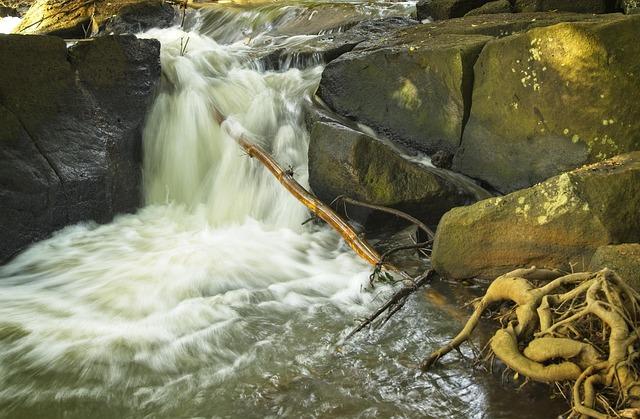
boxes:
[0,4,564,418]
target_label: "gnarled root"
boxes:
[422,268,640,418]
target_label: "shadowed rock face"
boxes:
[589,244,640,290]
[432,152,640,280]
[308,117,490,228]
[453,15,640,193]
[0,34,160,263]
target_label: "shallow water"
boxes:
[1,3,565,418]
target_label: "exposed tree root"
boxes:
[421,268,640,418]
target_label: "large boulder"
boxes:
[416,0,489,20]
[513,0,610,13]
[0,34,160,263]
[409,11,624,38]
[15,0,176,37]
[589,244,640,290]
[432,152,640,280]
[453,15,640,193]
[308,118,490,227]
[317,33,492,155]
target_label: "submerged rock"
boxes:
[589,244,640,290]
[308,118,490,227]
[317,32,492,155]
[454,15,640,193]
[432,152,640,280]
[0,34,160,263]
[416,0,489,20]
[15,0,176,37]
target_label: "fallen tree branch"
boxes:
[332,195,435,241]
[345,269,436,340]
[211,108,386,268]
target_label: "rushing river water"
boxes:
[1,3,566,418]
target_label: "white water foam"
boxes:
[0,22,374,411]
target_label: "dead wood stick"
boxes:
[332,195,435,241]
[344,269,435,340]
[212,109,389,268]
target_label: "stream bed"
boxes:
[1,2,566,418]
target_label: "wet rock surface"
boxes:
[0,34,160,263]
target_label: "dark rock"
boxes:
[589,244,640,290]
[0,34,160,263]
[101,0,177,35]
[317,33,492,155]
[431,150,454,169]
[0,5,18,16]
[432,152,640,280]
[465,0,512,15]
[258,16,419,70]
[453,14,640,193]
[416,0,489,20]
[308,118,490,228]
[514,0,609,13]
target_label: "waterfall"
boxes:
[0,4,544,418]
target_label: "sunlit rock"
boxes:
[453,14,640,193]
[432,152,640,279]
[15,0,176,37]
[317,32,492,155]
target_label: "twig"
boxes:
[331,195,435,240]
[344,270,435,340]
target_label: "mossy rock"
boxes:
[407,11,625,38]
[317,33,492,155]
[465,0,512,16]
[432,152,640,280]
[514,0,610,13]
[308,119,490,227]
[416,0,489,20]
[453,15,640,193]
[589,244,640,290]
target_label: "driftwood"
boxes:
[212,109,385,268]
